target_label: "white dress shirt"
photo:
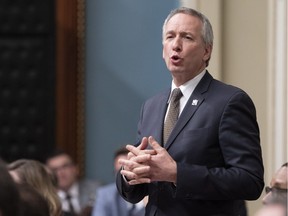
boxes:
[58,183,81,214]
[165,70,206,120]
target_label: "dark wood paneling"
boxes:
[55,0,85,172]
[0,0,85,172]
[0,0,55,162]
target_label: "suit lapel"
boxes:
[164,72,213,149]
[153,90,170,145]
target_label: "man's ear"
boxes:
[203,44,212,62]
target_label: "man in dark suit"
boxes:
[116,7,264,216]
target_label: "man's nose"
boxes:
[172,37,182,51]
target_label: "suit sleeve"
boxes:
[175,91,264,200]
[116,169,149,204]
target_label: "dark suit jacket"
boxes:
[116,72,264,216]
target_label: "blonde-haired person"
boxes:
[7,159,62,216]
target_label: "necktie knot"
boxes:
[170,88,182,103]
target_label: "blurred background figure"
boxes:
[92,146,146,216]
[7,159,62,216]
[254,203,287,216]
[262,162,287,205]
[0,161,20,216]
[254,162,287,216]
[46,150,102,216]
[18,184,50,216]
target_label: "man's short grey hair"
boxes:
[162,7,214,48]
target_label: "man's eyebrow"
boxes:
[180,31,193,36]
[164,30,175,35]
[273,181,288,188]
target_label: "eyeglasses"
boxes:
[50,162,74,173]
[265,186,287,194]
[265,186,288,194]
[264,186,287,204]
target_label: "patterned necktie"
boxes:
[163,88,183,145]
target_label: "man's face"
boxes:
[262,166,288,205]
[255,204,286,216]
[46,154,78,191]
[162,13,212,86]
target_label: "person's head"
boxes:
[0,162,20,216]
[114,146,129,173]
[262,162,287,205]
[45,150,79,192]
[7,159,62,216]
[162,7,213,86]
[18,184,50,216]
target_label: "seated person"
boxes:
[262,162,287,205]
[18,184,50,216]
[254,162,287,216]
[46,150,102,216]
[92,146,146,216]
[7,159,62,216]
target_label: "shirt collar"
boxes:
[169,69,206,103]
[58,182,79,198]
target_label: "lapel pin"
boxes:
[192,99,198,106]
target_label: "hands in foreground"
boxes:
[119,136,177,185]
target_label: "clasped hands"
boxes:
[119,136,177,185]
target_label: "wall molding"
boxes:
[267,0,287,174]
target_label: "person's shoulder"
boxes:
[97,183,117,193]
[210,78,247,96]
[205,71,242,92]
[209,78,256,109]
[209,74,240,89]
[202,72,255,105]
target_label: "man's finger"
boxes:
[138,137,149,150]
[142,149,157,155]
[148,136,163,152]
[118,158,137,171]
[120,169,137,180]
[126,137,149,156]
[128,178,151,185]
[133,165,150,175]
[131,154,151,164]
[126,144,142,156]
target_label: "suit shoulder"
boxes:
[210,79,252,98]
[211,79,242,92]
[208,79,257,116]
[97,183,117,193]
